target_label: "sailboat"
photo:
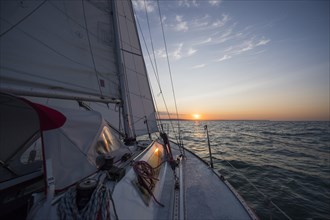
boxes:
[0,0,258,219]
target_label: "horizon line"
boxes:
[157,119,330,122]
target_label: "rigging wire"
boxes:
[135,4,180,141]
[138,6,180,145]
[143,0,161,87]
[135,18,162,93]
[220,157,292,220]
[138,1,165,135]
[203,126,294,220]
[156,0,183,149]
[135,16,164,132]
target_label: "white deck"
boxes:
[27,140,257,220]
[170,143,256,220]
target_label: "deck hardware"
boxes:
[204,125,214,169]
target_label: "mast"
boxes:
[111,0,133,139]
[129,0,158,134]
[110,0,158,138]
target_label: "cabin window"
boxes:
[20,138,43,164]
[96,127,114,154]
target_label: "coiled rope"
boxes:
[133,161,164,207]
[57,182,111,220]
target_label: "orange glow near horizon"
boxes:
[192,114,201,120]
[157,106,330,121]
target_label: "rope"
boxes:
[133,161,164,207]
[57,181,111,220]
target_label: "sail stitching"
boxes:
[0,0,48,38]
[48,1,121,88]
[124,0,148,128]
[118,0,136,138]
[81,0,104,99]
[0,18,120,93]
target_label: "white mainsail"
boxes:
[0,0,120,101]
[0,0,157,137]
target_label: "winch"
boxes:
[76,179,97,210]
[96,154,114,170]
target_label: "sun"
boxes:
[192,114,201,120]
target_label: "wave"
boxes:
[177,120,330,219]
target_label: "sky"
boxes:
[132,0,329,121]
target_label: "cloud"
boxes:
[211,28,234,44]
[188,13,230,32]
[208,0,222,6]
[173,43,183,60]
[202,37,212,44]
[178,0,199,8]
[132,0,156,12]
[191,14,210,29]
[217,55,232,62]
[233,38,270,55]
[162,16,167,23]
[187,48,197,56]
[174,15,189,32]
[256,38,271,46]
[155,44,197,61]
[192,64,206,69]
[217,37,270,63]
[193,25,235,47]
[156,48,167,58]
[212,14,230,28]
[173,44,198,60]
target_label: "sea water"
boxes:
[164,120,330,219]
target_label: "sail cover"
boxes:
[0,0,120,101]
[41,106,102,190]
[114,0,158,136]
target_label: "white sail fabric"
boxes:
[0,0,158,137]
[115,0,158,136]
[0,0,120,101]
